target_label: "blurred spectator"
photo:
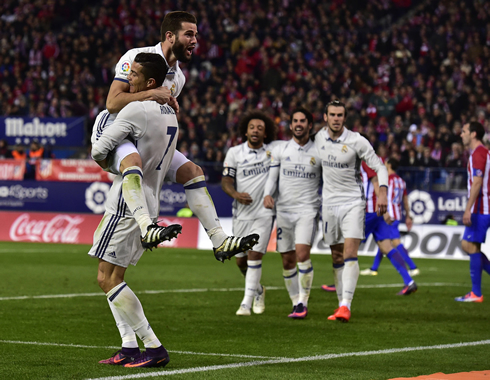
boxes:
[12,145,27,160]
[0,139,12,158]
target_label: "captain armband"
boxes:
[222,167,236,178]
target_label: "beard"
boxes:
[172,39,191,63]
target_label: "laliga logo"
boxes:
[85,182,110,214]
[121,61,130,73]
[408,190,435,224]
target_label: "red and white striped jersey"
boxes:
[361,161,377,213]
[387,173,407,221]
[467,144,490,214]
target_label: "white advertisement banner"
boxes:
[197,219,481,261]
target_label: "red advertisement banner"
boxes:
[0,159,25,180]
[0,211,199,248]
[35,159,113,182]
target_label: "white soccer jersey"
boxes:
[91,101,178,218]
[223,141,284,220]
[264,139,321,213]
[91,43,185,145]
[315,127,388,206]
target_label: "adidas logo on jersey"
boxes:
[286,157,291,161]
[108,251,117,258]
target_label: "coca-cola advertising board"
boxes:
[35,159,113,182]
[0,211,199,248]
[0,159,25,180]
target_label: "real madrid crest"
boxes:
[266,150,271,158]
[341,145,348,153]
[310,157,316,166]
[170,83,176,95]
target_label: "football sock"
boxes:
[371,248,383,271]
[239,266,247,277]
[107,298,138,349]
[333,263,344,305]
[122,166,152,236]
[482,253,490,275]
[241,260,262,309]
[183,176,227,247]
[397,244,417,270]
[298,259,314,306]
[283,268,300,306]
[387,248,412,285]
[469,252,483,297]
[107,282,162,349]
[341,258,359,309]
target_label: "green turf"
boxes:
[0,241,489,380]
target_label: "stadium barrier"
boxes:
[1,210,486,261]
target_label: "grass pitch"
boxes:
[0,241,489,380]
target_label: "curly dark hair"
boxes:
[238,111,276,144]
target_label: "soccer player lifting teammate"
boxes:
[455,121,490,303]
[92,11,258,261]
[90,53,180,368]
[222,111,280,316]
[315,100,388,322]
[263,107,321,319]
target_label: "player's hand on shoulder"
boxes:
[149,86,171,105]
[236,192,253,205]
[168,96,179,113]
[263,195,274,209]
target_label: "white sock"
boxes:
[341,259,359,310]
[298,259,313,306]
[122,166,152,235]
[283,268,300,306]
[183,176,227,247]
[241,260,262,308]
[107,282,161,348]
[333,264,344,306]
[107,298,138,348]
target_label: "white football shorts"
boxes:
[92,109,190,179]
[276,210,319,253]
[233,216,275,256]
[88,213,149,267]
[322,200,365,246]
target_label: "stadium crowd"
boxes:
[1,0,490,183]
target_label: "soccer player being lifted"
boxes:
[315,100,388,322]
[92,11,258,262]
[263,107,321,319]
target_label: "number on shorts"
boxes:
[156,126,177,170]
[277,227,282,240]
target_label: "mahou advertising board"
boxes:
[0,211,199,248]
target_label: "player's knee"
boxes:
[176,161,204,184]
[120,153,142,173]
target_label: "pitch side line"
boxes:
[86,339,490,380]
[0,283,466,301]
[0,340,286,360]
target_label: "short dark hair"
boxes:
[387,157,399,171]
[290,107,313,125]
[238,111,276,144]
[324,100,347,116]
[134,53,167,87]
[469,121,485,142]
[160,11,197,41]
